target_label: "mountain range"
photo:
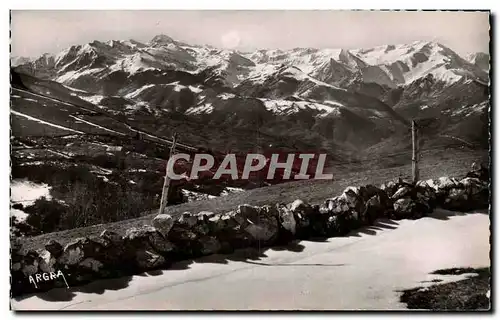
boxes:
[9,34,490,234]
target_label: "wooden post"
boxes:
[412,120,419,183]
[158,133,178,215]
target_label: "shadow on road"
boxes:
[12,275,134,304]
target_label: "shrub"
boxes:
[11,203,24,210]
[24,197,66,234]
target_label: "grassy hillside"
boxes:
[17,147,487,251]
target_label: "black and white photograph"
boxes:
[9,9,491,311]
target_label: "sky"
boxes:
[10,10,490,58]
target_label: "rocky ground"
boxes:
[400,267,491,310]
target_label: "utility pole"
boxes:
[158,132,178,215]
[412,120,420,183]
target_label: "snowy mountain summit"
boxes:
[14,36,487,91]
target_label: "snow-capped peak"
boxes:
[149,34,177,46]
[466,52,490,72]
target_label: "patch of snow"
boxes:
[218,93,236,100]
[323,100,345,107]
[186,103,214,115]
[109,55,148,75]
[10,179,52,206]
[12,87,75,107]
[167,81,187,92]
[11,208,29,222]
[181,189,217,202]
[220,186,246,196]
[258,98,341,117]
[62,134,80,139]
[63,85,87,93]
[79,95,105,105]
[18,161,44,166]
[106,146,123,152]
[97,175,109,183]
[56,68,103,83]
[189,85,203,93]
[91,167,113,175]
[69,115,126,135]
[451,102,488,117]
[125,84,156,99]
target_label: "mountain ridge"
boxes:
[13,36,487,88]
[11,34,489,156]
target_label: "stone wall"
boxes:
[10,168,489,297]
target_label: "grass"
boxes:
[400,267,491,310]
[17,149,487,251]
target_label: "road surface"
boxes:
[11,209,490,310]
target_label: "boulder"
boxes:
[21,250,40,276]
[85,231,126,268]
[461,177,488,194]
[234,204,280,243]
[100,230,123,245]
[124,226,157,241]
[176,212,198,228]
[323,186,367,220]
[366,186,394,221]
[339,187,364,215]
[135,250,166,269]
[197,236,222,255]
[148,231,175,255]
[326,208,362,236]
[152,214,174,237]
[442,187,470,210]
[45,240,63,259]
[276,203,296,235]
[318,186,375,236]
[363,194,387,224]
[380,180,399,198]
[461,177,490,209]
[168,224,198,243]
[321,196,350,215]
[37,249,57,273]
[79,258,104,272]
[465,167,489,181]
[434,177,460,194]
[415,182,437,211]
[288,199,316,236]
[58,238,86,266]
[393,197,426,220]
[391,186,413,201]
[381,178,412,198]
[206,210,251,250]
[186,212,211,236]
[124,226,174,256]
[12,262,22,272]
[167,212,217,257]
